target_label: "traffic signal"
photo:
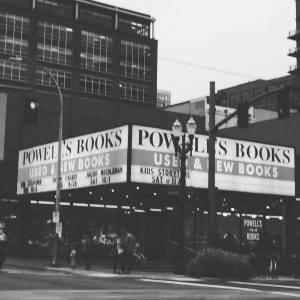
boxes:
[277,88,290,119]
[237,102,249,128]
[24,97,39,125]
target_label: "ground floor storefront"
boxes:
[0,124,298,273]
[0,184,299,266]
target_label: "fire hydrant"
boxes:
[70,248,77,269]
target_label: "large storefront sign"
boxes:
[17,124,295,196]
[17,126,128,194]
[131,125,295,196]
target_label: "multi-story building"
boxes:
[288,0,300,85]
[157,89,171,108]
[0,0,157,107]
[164,96,282,131]
[216,76,299,112]
[220,0,300,114]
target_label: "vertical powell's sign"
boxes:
[17,126,128,194]
[243,218,263,244]
[131,125,295,196]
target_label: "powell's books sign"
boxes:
[243,218,263,245]
[17,126,128,194]
[131,125,295,197]
[17,124,295,196]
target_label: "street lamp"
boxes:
[9,56,63,267]
[171,117,196,272]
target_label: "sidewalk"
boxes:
[3,256,300,284]
[3,256,193,282]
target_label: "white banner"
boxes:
[17,126,129,194]
[131,125,295,196]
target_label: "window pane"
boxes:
[120,40,151,80]
[80,30,113,74]
[0,12,29,56]
[37,21,73,65]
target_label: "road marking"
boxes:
[141,279,262,292]
[1,269,70,276]
[229,281,300,290]
[270,291,300,298]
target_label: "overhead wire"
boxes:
[158,56,262,80]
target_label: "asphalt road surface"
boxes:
[1,267,300,299]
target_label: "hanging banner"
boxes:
[17,125,128,194]
[131,125,295,196]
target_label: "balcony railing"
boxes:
[289,65,298,73]
[288,46,299,56]
[288,29,300,39]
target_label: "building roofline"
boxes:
[219,79,266,92]
[219,75,293,92]
[164,96,207,109]
[76,0,156,22]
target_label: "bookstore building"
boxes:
[7,122,297,260]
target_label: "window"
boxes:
[0,12,29,57]
[36,0,73,19]
[228,93,238,108]
[119,17,149,38]
[241,91,250,103]
[37,21,73,65]
[79,7,113,29]
[80,74,112,96]
[0,58,27,81]
[0,0,30,8]
[119,81,150,103]
[80,30,113,73]
[36,67,71,89]
[253,87,263,98]
[120,40,150,80]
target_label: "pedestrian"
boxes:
[81,234,92,270]
[113,232,125,274]
[0,228,7,269]
[133,243,147,265]
[69,246,77,269]
[269,255,278,279]
[122,229,136,274]
[223,230,236,252]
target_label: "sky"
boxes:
[97,0,295,104]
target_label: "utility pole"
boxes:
[208,82,216,246]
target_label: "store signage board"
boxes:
[53,212,59,223]
[17,126,128,194]
[131,125,295,196]
[243,218,263,245]
[56,222,62,238]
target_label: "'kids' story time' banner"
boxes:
[17,126,128,194]
[131,125,295,196]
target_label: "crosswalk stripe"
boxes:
[229,281,300,290]
[141,279,262,292]
[271,291,300,298]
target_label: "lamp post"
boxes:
[171,117,196,270]
[9,56,63,267]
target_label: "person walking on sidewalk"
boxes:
[122,229,136,274]
[69,245,77,269]
[269,255,278,279]
[81,234,93,270]
[113,232,125,274]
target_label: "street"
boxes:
[1,266,300,299]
